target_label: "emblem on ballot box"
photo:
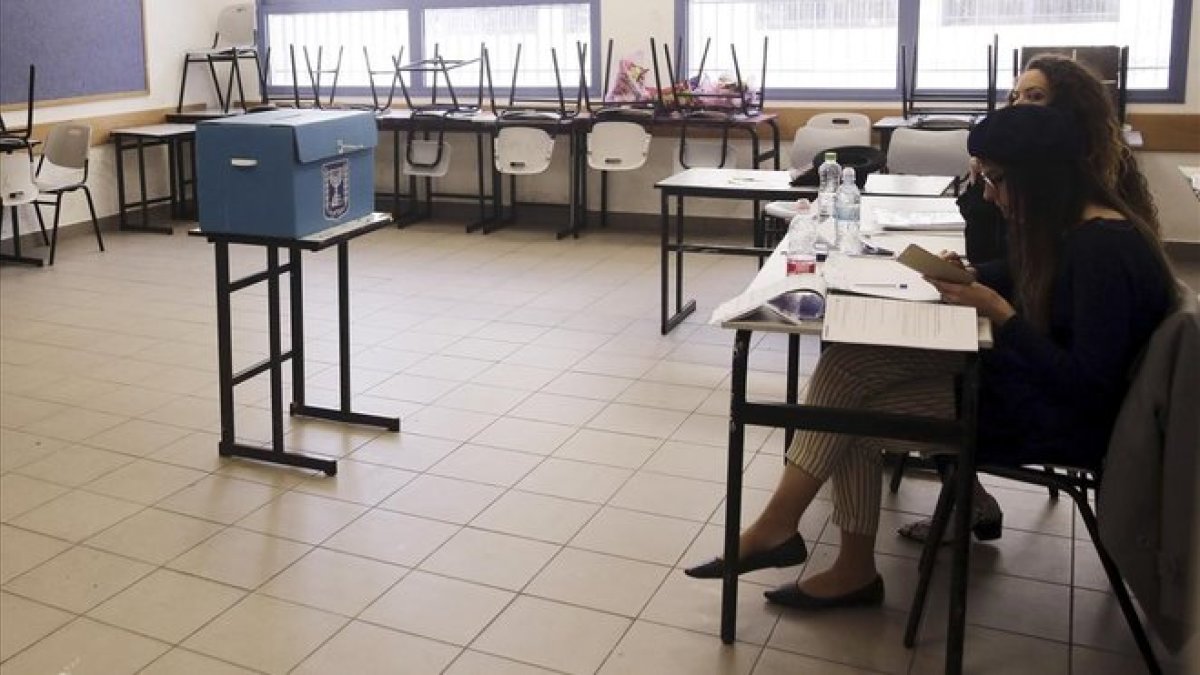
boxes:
[322,159,350,220]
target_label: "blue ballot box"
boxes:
[196,110,378,238]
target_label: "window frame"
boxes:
[675,0,1193,103]
[257,0,602,101]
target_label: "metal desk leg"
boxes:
[137,138,150,229]
[600,170,609,228]
[167,139,180,219]
[289,247,306,410]
[721,329,752,643]
[266,246,286,452]
[785,334,799,450]
[392,130,401,223]
[115,137,129,231]
[468,131,487,233]
[945,359,980,675]
[660,189,696,334]
[769,117,781,170]
[214,242,237,451]
[1,205,44,266]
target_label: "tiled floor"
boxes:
[0,222,1181,674]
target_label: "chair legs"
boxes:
[83,186,104,252]
[48,193,62,266]
[904,467,1163,675]
[38,187,104,266]
[32,202,48,245]
[2,205,44,267]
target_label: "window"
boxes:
[681,0,1192,101]
[258,1,597,96]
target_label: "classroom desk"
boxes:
[189,213,400,475]
[110,124,197,234]
[714,240,991,675]
[655,168,814,334]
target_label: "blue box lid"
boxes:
[199,110,378,163]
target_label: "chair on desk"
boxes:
[1,65,36,154]
[177,3,260,113]
[33,123,102,265]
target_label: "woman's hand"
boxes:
[926,278,1016,326]
[966,156,982,187]
[938,250,977,278]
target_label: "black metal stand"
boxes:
[112,129,197,234]
[194,213,400,476]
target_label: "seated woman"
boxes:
[900,54,1160,544]
[684,104,1177,609]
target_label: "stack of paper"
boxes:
[873,209,965,231]
[822,295,979,352]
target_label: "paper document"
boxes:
[822,295,979,352]
[710,274,827,326]
[874,209,965,231]
[864,174,954,197]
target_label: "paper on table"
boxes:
[863,174,954,197]
[821,253,941,302]
[874,209,965,231]
[710,273,827,325]
[822,295,979,352]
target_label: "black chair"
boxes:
[903,290,1200,675]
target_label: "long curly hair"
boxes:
[1020,55,1158,231]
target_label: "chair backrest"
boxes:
[806,112,872,131]
[674,139,738,172]
[216,3,257,49]
[587,121,651,172]
[886,127,970,176]
[42,123,91,171]
[789,126,870,172]
[0,153,39,206]
[494,127,555,175]
[403,139,452,177]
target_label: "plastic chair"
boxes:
[33,123,102,265]
[805,112,872,132]
[0,152,44,266]
[177,3,260,113]
[403,138,453,178]
[587,121,651,172]
[763,122,873,230]
[494,127,555,176]
[886,127,970,177]
[674,139,739,173]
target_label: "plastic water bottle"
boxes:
[834,167,862,254]
[785,199,818,276]
[816,152,842,225]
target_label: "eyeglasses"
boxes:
[981,172,1005,190]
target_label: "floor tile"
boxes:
[0,429,69,473]
[0,524,70,584]
[15,443,133,487]
[236,490,367,544]
[84,507,222,565]
[166,527,311,590]
[87,568,245,643]
[526,547,670,617]
[508,392,607,426]
[430,443,544,487]
[291,620,462,675]
[471,417,577,455]
[0,473,69,522]
[609,471,726,522]
[598,620,760,674]
[570,506,703,566]
[420,527,559,591]
[350,431,461,471]
[641,573,784,646]
[769,608,914,674]
[379,473,504,524]
[156,475,282,525]
[516,457,633,503]
[0,591,73,661]
[360,569,513,645]
[138,648,261,675]
[752,648,887,674]
[403,405,498,441]
[473,595,631,675]
[323,508,459,567]
[6,545,154,613]
[616,380,712,412]
[544,372,635,401]
[471,490,598,544]
[19,407,126,443]
[0,617,168,675]
[83,459,206,505]
[587,402,689,439]
[436,382,531,415]
[258,546,406,616]
[183,594,347,675]
[10,489,142,542]
[290,458,416,506]
[444,650,562,675]
[909,624,1068,674]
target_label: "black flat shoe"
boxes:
[683,533,807,579]
[764,575,884,610]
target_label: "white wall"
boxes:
[3,0,1197,240]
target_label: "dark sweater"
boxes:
[973,218,1174,468]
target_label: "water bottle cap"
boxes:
[793,197,812,213]
[824,151,837,162]
[842,167,856,181]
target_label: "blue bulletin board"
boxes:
[0,0,148,106]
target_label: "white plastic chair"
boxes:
[1,152,44,266]
[764,121,872,225]
[403,139,453,177]
[587,121,651,172]
[34,123,102,265]
[177,3,260,113]
[886,127,971,177]
[494,127,555,175]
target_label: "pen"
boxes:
[855,282,909,289]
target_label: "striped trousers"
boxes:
[786,344,964,536]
